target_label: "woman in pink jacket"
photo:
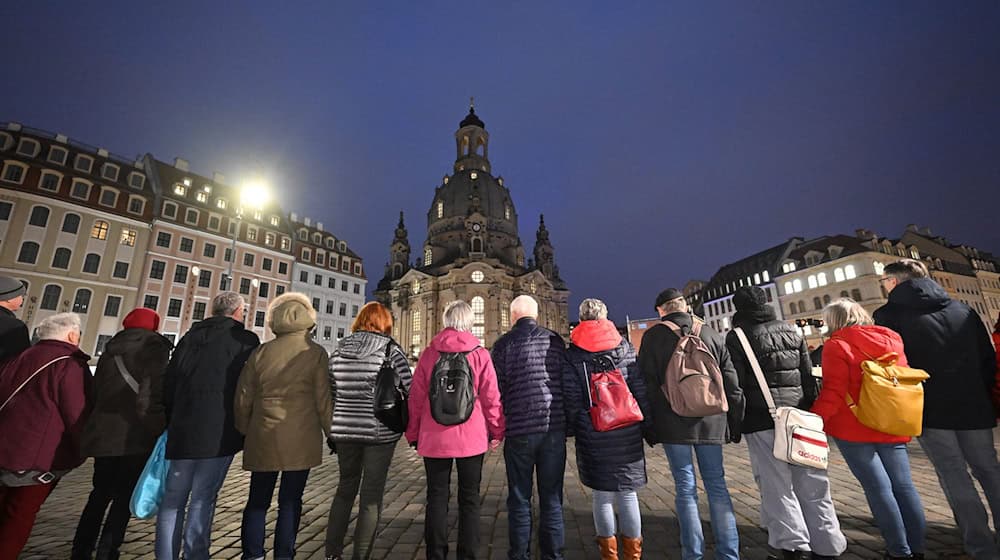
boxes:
[406,300,504,560]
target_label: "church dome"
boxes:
[460,107,485,129]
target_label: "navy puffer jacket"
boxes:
[491,318,567,438]
[564,319,649,492]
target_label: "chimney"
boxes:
[55,134,68,144]
[213,172,226,184]
[97,148,109,158]
[174,157,189,171]
[316,222,324,231]
[304,217,312,227]
[6,123,21,131]
[290,212,298,222]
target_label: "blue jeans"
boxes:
[663,444,739,560]
[155,455,234,560]
[504,431,566,560]
[241,470,310,560]
[592,490,640,538]
[919,428,1000,560]
[835,439,925,556]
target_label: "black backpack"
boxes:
[429,349,478,426]
[374,342,408,433]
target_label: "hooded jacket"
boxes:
[637,312,744,445]
[406,328,505,458]
[0,340,92,472]
[81,328,173,457]
[564,319,648,492]
[491,317,568,438]
[234,293,332,471]
[164,315,260,460]
[811,325,911,443]
[725,308,818,434]
[0,306,30,364]
[874,278,996,430]
[328,330,412,445]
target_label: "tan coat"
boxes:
[234,293,332,472]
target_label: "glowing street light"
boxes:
[224,180,271,291]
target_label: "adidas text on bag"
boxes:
[429,349,477,426]
[660,320,729,417]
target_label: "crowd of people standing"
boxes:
[0,256,998,560]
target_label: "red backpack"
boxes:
[582,355,643,432]
[660,320,729,417]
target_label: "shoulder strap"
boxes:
[113,355,140,394]
[660,321,683,337]
[0,355,73,414]
[691,321,703,337]
[733,327,777,417]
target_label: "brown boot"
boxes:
[620,536,642,560]
[596,536,618,560]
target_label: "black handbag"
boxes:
[374,342,408,433]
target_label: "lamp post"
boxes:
[223,181,270,291]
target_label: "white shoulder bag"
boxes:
[734,328,828,469]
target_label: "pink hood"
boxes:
[405,328,505,458]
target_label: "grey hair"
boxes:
[36,312,81,341]
[443,300,474,332]
[823,298,874,332]
[659,297,688,314]
[510,295,538,319]
[212,291,245,317]
[579,298,608,321]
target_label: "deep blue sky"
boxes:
[4,2,999,322]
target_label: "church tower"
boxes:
[375,104,570,357]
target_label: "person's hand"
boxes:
[489,439,502,452]
[326,437,337,455]
[409,440,418,454]
[642,427,657,448]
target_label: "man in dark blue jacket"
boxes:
[491,295,568,560]
[875,259,1000,560]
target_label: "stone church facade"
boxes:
[374,106,569,356]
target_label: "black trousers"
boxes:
[423,454,484,560]
[71,454,149,560]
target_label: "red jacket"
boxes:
[0,340,92,472]
[811,325,910,444]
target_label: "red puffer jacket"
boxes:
[811,325,911,444]
[0,340,92,472]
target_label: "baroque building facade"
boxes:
[375,106,569,356]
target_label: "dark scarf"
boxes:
[732,305,777,328]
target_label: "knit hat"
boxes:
[733,286,767,312]
[123,308,161,332]
[0,276,26,301]
[654,288,684,309]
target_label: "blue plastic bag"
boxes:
[130,432,170,519]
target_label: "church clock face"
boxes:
[471,223,482,232]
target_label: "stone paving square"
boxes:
[20,436,988,559]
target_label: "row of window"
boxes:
[297,271,362,294]
[152,232,290,275]
[21,280,121,316]
[319,326,347,341]
[297,228,349,252]
[783,265,859,295]
[9,205,136,247]
[16,243,129,278]
[300,245,360,275]
[705,287,775,318]
[0,166,148,214]
[705,270,772,301]
[1,134,146,189]
[788,290,864,315]
[161,201,290,250]
[310,298,357,317]
[171,181,281,228]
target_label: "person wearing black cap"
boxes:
[0,276,30,363]
[725,286,845,560]
[637,288,744,560]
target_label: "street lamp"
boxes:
[224,181,271,291]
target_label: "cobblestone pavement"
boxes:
[21,436,985,559]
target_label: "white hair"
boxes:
[212,291,245,317]
[36,312,81,341]
[659,298,688,315]
[443,300,474,332]
[578,298,608,321]
[510,295,538,321]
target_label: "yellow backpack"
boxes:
[847,351,930,437]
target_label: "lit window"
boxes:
[174,184,187,196]
[217,198,227,209]
[265,232,275,246]
[783,281,794,295]
[834,268,845,282]
[808,275,817,289]
[182,178,191,186]
[196,191,208,203]
[471,296,485,344]
[120,229,137,246]
[91,220,109,240]
[424,248,432,266]
[270,215,280,226]
[845,265,857,280]
[792,279,803,293]
[253,211,262,221]
[470,171,478,180]
[873,261,885,275]
[411,310,421,350]
[472,271,484,283]
[754,273,761,285]
[437,202,443,219]
[505,205,511,220]
[763,270,770,282]
[413,280,421,294]
[501,304,510,330]
[817,273,827,286]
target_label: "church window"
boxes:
[834,268,845,282]
[471,271,484,283]
[529,281,536,294]
[413,280,420,294]
[471,238,483,253]
[505,205,511,220]
[471,297,485,344]
[501,305,510,330]
[424,248,432,266]
[436,202,443,219]
[411,310,421,353]
[470,171,477,180]
[844,265,857,280]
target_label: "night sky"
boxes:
[5,2,999,322]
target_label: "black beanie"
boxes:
[733,286,767,312]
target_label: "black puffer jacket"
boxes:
[564,319,649,492]
[874,278,997,430]
[81,328,173,457]
[726,312,817,434]
[638,312,744,445]
[329,331,412,444]
[0,307,30,364]
[164,316,260,460]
